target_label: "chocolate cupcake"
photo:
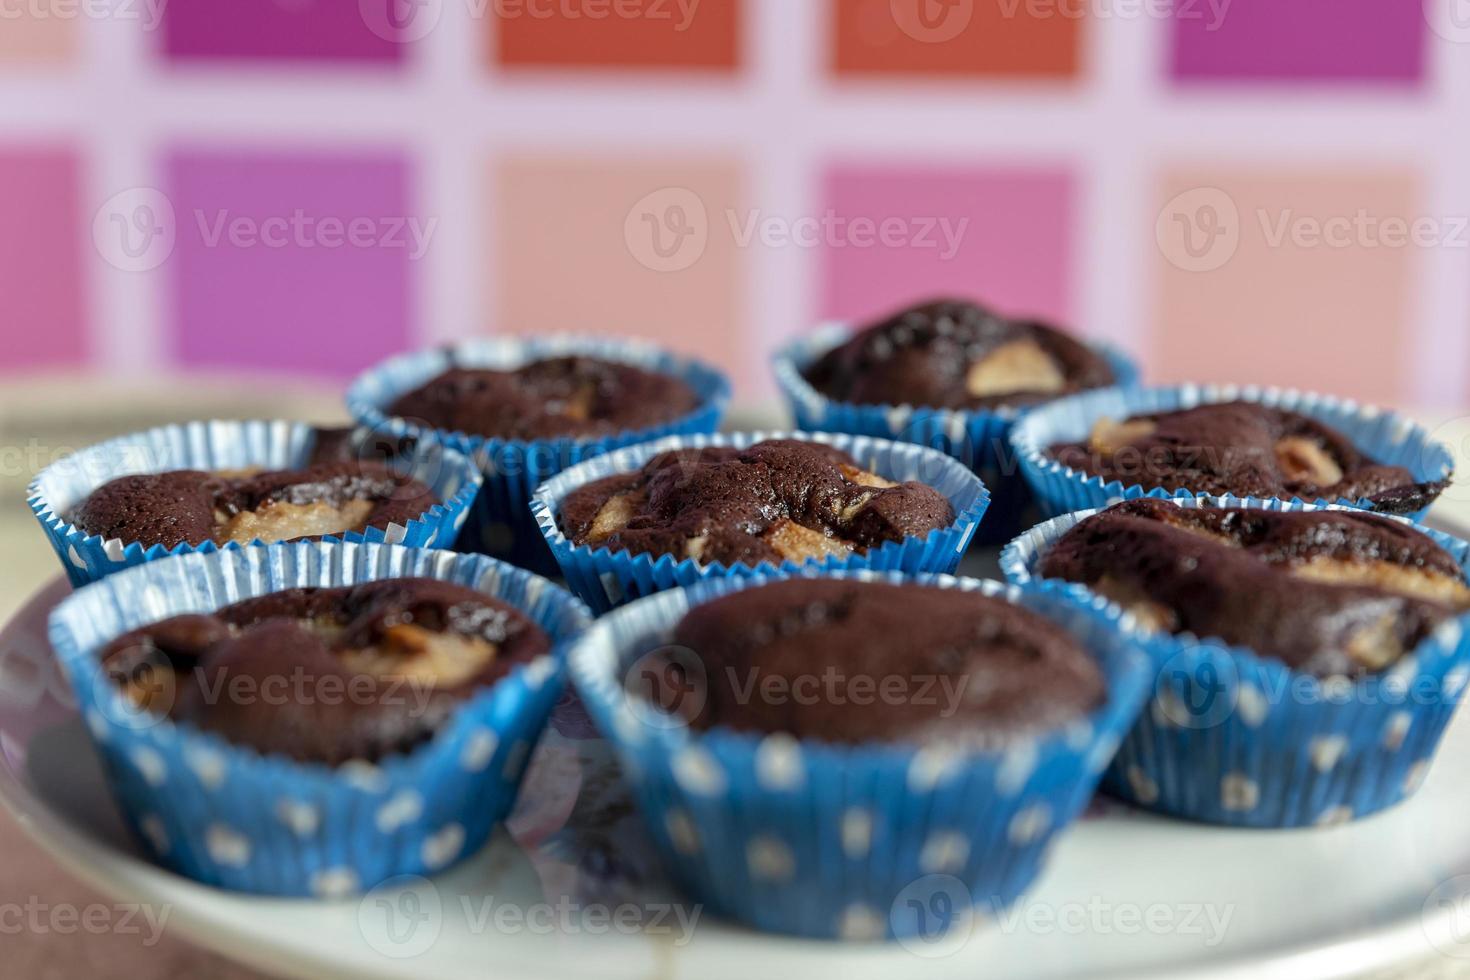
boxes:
[1048,402,1447,517]
[534,431,990,613]
[568,570,1153,939]
[1001,497,1470,827]
[51,541,592,895]
[71,459,436,550]
[101,578,551,765]
[29,420,482,586]
[348,338,731,571]
[661,578,1104,746]
[1036,499,1470,678]
[386,356,700,440]
[774,299,1139,545]
[1011,385,1455,523]
[557,439,955,568]
[804,298,1118,411]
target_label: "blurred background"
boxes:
[4,1,1470,974]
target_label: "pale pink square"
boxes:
[493,157,749,391]
[1152,170,1417,405]
[817,165,1078,332]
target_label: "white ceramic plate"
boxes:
[6,531,1470,980]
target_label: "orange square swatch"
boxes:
[1152,170,1419,406]
[491,156,750,388]
[832,0,1080,78]
[491,0,741,71]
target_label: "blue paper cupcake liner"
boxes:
[772,324,1140,545]
[566,568,1153,940]
[1000,495,1470,827]
[345,336,731,573]
[530,429,991,614]
[28,420,483,588]
[48,541,593,896]
[1009,383,1455,522]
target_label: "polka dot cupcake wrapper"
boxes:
[566,568,1153,940]
[48,541,593,896]
[1009,383,1455,523]
[1000,495,1470,827]
[346,336,732,574]
[28,419,484,588]
[771,324,1140,545]
[529,430,991,615]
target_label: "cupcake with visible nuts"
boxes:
[774,298,1139,542]
[1001,497,1470,826]
[1011,385,1454,521]
[532,432,990,613]
[50,541,592,895]
[30,422,481,586]
[348,338,730,572]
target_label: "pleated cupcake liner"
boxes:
[345,336,732,574]
[1009,383,1456,522]
[566,568,1154,940]
[48,541,593,896]
[27,419,483,588]
[529,430,991,615]
[771,324,1141,545]
[1000,495,1470,827]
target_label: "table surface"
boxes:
[4,388,1468,980]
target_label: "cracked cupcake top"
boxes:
[99,578,550,764]
[650,578,1105,746]
[69,430,437,551]
[1038,499,1470,678]
[1046,401,1448,516]
[802,298,1117,410]
[386,355,700,440]
[557,439,956,568]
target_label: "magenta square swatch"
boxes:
[0,148,86,371]
[162,0,404,63]
[817,165,1076,332]
[1170,0,1424,83]
[166,150,416,378]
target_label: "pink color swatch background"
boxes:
[1,0,1467,408]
